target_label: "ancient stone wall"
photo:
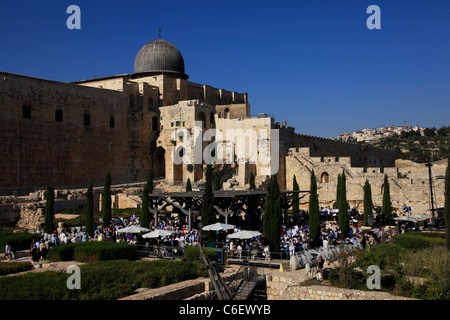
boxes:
[286,147,447,215]
[0,72,155,195]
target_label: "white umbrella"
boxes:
[142,229,174,238]
[228,230,262,240]
[117,226,150,233]
[202,222,235,231]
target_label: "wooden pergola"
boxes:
[146,189,309,231]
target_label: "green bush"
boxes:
[393,232,445,250]
[0,262,34,276]
[47,242,138,262]
[0,231,41,253]
[353,243,404,273]
[0,259,206,300]
[184,246,218,263]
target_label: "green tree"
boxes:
[444,132,450,250]
[102,170,112,228]
[214,171,222,191]
[263,174,282,252]
[336,174,342,209]
[186,178,192,192]
[363,180,373,226]
[201,165,217,242]
[146,169,154,194]
[249,172,256,191]
[44,186,54,234]
[382,174,392,220]
[308,170,320,247]
[338,171,349,237]
[85,183,94,237]
[246,172,258,229]
[141,185,150,229]
[292,175,299,216]
[185,178,192,211]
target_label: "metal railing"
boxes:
[135,243,184,259]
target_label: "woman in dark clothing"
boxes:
[31,245,40,263]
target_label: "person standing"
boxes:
[5,242,13,261]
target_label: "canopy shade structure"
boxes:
[117,226,150,233]
[228,230,262,240]
[202,222,236,231]
[394,217,417,222]
[409,214,429,220]
[142,229,174,238]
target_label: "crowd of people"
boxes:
[3,205,397,265]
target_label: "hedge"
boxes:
[0,259,206,300]
[47,241,138,262]
[0,231,41,253]
[392,232,445,250]
[0,262,34,276]
[184,246,218,263]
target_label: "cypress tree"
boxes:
[444,132,449,250]
[146,169,154,194]
[186,178,192,192]
[247,172,258,229]
[146,169,154,224]
[363,179,373,226]
[249,172,256,191]
[336,174,342,209]
[201,165,217,242]
[44,186,54,234]
[292,175,299,216]
[185,178,193,212]
[141,185,150,228]
[263,174,282,252]
[308,170,320,247]
[338,171,349,237]
[102,170,112,228]
[214,171,222,191]
[85,183,94,237]
[382,174,392,220]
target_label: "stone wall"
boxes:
[266,271,415,300]
[286,147,447,215]
[0,72,155,195]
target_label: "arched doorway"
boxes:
[153,146,166,179]
[197,111,206,129]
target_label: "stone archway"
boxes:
[153,146,166,179]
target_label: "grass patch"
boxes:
[0,259,207,300]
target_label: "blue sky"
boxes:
[0,0,449,138]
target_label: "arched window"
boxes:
[321,172,329,183]
[223,108,230,119]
